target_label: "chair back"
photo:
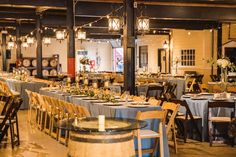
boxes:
[162,102,180,134]
[0,95,12,115]
[136,110,165,121]
[146,85,164,98]
[208,101,235,119]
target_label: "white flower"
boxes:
[217,58,230,68]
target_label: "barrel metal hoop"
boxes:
[70,135,133,143]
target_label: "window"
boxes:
[139,46,148,68]
[181,49,195,66]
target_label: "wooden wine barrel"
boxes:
[42,59,49,67]
[42,69,49,76]
[68,131,135,157]
[32,59,37,67]
[50,59,58,67]
[32,70,37,76]
[50,69,57,76]
[22,59,31,67]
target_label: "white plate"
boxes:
[212,98,227,101]
[127,105,149,108]
[191,97,208,100]
[130,102,149,105]
[103,103,123,106]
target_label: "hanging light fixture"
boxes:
[21,38,28,48]
[77,29,86,40]
[137,16,150,33]
[56,30,65,42]
[137,5,149,33]
[27,36,34,46]
[43,37,51,46]
[163,40,168,49]
[7,37,15,49]
[108,16,121,32]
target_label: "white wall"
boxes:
[19,38,112,73]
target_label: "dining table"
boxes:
[181,93,236,141]
[39,88,170,157]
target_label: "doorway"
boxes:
[225,47,236,65]
[158,48,169,74]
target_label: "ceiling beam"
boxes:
[0,0,66,9]
[145,5,236,21]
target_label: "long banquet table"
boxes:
[6,79,47,109]
[109,77,185,99]
[39,88,170,157]
[181,94,236,141]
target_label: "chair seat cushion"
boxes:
[139,129,160,138]
[209,117,231,122]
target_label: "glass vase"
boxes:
[221,67,228,83]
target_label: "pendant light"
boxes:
[27,36,34,46]
[43,37,51,46]
[56,30,65,42]
[21,38,28,48]
[108,16,121,32]
[163,41,168,49]
[137,5,149,33]
[7,37,15,49]
[77,29,86,40]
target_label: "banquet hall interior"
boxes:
[0,0,236,157]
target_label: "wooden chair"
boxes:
[161,102,180,153]
[146,85,164,99]
[0,97,22,148]
[207,100,235,146]
[135,110,166,157]
[172,99,202,142]
[159,122,165,157]
[227,86,236,93]
[148,97,162,106]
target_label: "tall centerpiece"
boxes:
[216,58,230,82]
[80,56,90,72]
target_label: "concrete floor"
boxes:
[0,111,235,157]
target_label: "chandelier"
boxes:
[108,16,121,32]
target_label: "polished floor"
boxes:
[0,111,236,157]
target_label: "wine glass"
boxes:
[139,92,146,105]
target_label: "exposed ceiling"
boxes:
[0,0,236,39]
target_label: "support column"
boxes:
[67,0,76,79]
[1,31,7,71]
[217,23,222,75]
[36,13,43,78]
[123,0,136,95]
[16,21,22,59]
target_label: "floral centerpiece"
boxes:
[80,56,90,65]
[217,58,230,82]
[80,56,90,72]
